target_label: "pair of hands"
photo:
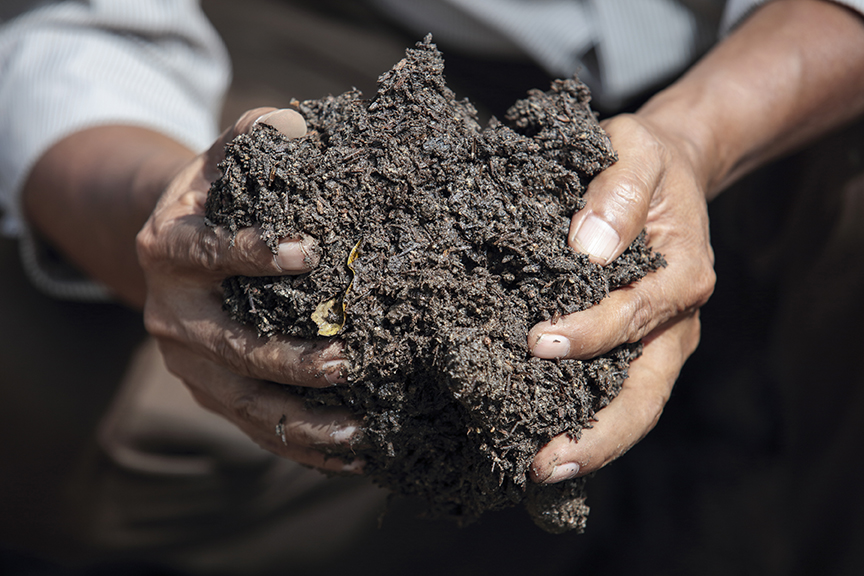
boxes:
[137,105,715,481]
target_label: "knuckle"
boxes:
[604,113,641,135]
[142,310,165,339]
[627,291,656,342]
[694,265,717,306]
[276,356,302,386]
[282,352,325,388]
[231,391,260,423]
[608,178,647,213]
[186,385,221,414]
[247,342,296,385]
[646,133,671,165]
[142,303,174,341]
[609,114,663,155]
[194,229,225,273]
[682,313,703,357]
[279,340,328,387]
[210,333,252,377]
[641,389,668,429]
[678,259,716,315]
[135,223,161,270]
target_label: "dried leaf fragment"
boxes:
[311,296,345,336]
[310,240,361,336]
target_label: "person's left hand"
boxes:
[137,107,363,472]
[527,113,715,483]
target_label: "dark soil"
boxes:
[205,36,664,533]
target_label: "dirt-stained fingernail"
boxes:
[532,334,570,359]
[543,462,580,484]
[330,424,358,443]
[322,360,350,385]
[342,459,365,473]
[275,236,320,271]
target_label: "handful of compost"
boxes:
[205,36,663,533]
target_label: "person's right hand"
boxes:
[136,108,362,473]
[528,0,864,484]
[528,112,716,483]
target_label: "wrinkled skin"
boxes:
[24,0,864,491]
[529,0,864,483]
[529,114,712,483]
[137,108,363,472]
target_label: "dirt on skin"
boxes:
[205,36,664,533]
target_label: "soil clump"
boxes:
[205,36,664,533]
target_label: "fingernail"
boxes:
[544,462,580,484]
[342,459,365,473]
[532,334,570,359]
[275,237,319,271]
[322,360,350,385]
[255,109,307,139]
[330,424,358,443]
[572,213,619,264]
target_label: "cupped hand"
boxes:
[528,113,716,483]
[136,108,362,473]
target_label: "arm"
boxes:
[0,0,228,297]
[646,0,864,198]
[22,126,194,307]
[530,0,864,482]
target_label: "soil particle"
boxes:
[205,36,664,533]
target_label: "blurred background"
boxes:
[3,1,864,575]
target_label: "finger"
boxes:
[530,312,700,483]
[159,340,363,465]
[200,394,363,474]
[529,232,714,360]
[146,290,350,388]
[141,210,321,278]
[570,114,665,264]
[257,443,364,474]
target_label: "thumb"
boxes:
[569,115,664,265]
[204,107,307,180]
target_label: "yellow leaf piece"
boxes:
[311,296,344,336]
[347,240,361,270]
[310,240,362,337]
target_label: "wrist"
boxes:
[634,0,864,202]
[129,138,196,222]
[635,83,739,202]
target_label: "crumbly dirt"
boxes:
[205,36,664,533]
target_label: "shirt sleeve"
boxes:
[0,0,230,299]
[721,0,864,34]
[0,0,231,238]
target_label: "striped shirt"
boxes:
[0,0,230,298]
[1,0,863,298]
[372,0,864,108]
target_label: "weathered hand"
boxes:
[137,108,362,472]
[528,113,715,482]
[526,0,864,485]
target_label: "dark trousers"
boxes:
[3,1,864,574]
